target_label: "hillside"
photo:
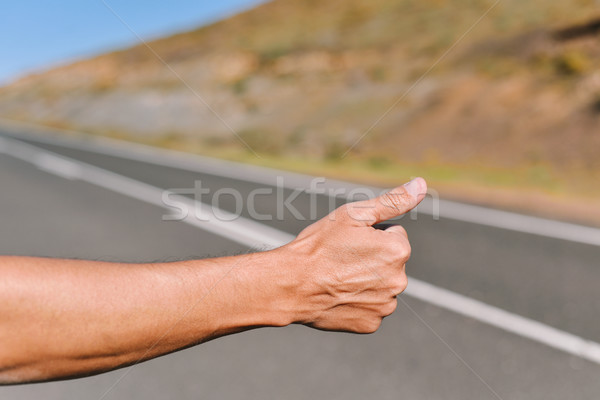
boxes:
[1,0,599,222]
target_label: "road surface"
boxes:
[1,126,599,399]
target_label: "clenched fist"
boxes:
[279,177,427,333]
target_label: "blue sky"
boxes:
[0,0,267,84]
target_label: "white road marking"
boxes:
[417,197,600,247]
[0,136,294,249]
[1,135,600,365]
[405,279,600,364]
[2,121,599,247]
[34,153,83,180]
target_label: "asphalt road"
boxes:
[1,128,599,400]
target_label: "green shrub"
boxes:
[324,140,347,161]
[258,46,291,63]
[591,93,600,114]
[367,155,392,169]
[238,128,284,155]
[554,51,590,76]
[369,66,387,82]
[231,78,248,95]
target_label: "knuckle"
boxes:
[381,190,410,211]
[334,203,358,222]
[381,299,398,316]
[392,274,408,294]
[387,225,407,236]
[360,319,382,334]
[390,242,411,263]
[330,204,348,222]
[403,239,412,257]
[336,203,350,215]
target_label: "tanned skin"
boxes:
[0,178,427,384]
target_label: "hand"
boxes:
[281,177,427,333]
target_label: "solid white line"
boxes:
[1,135,600,366]
[0,136,294,249]
[417,197,600,247]
[405,279,600,365]
[35,153,83,180]
[2,120,599,247]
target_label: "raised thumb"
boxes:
[345,177,427,226]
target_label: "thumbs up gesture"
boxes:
[281,178,427,333]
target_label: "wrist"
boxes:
[192,248,300,333]
[246,247,301,327]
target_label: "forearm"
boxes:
[0,252,294,384]
[0,179,425,385]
